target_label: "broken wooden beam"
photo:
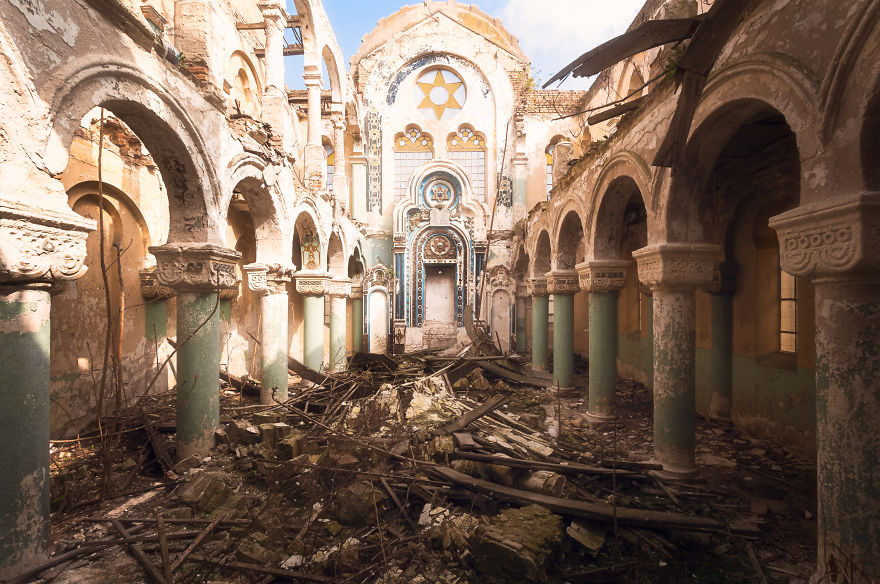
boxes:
[441,394,511,435]
[110,518,169,584]
[219,369,260,396]
[288,355,328,385]
[453,451,642,479]
[169,514,224,573]
[185,555,339,583]
[587,96,646,125]
[428,466,726,532]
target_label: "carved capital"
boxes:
[147,243,241,293]
[770,192,880,281]
[139,267,175,299]
[326,278,352,298]
[488,266,513,290]
[528,277,549,297]
[257,1,286,28]
[0,200,94,286]
[546,270,581,295]
[515,283,530,298]
[243,262,292,295]
[295,273,329,295]
[632,242,720,291]
[576,260,630,293]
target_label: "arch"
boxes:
[327,231,345,275]
[44,61,220,243]
[384,52,495,111]
[226,50,263,117]
[408,223,473,327]
[447,124,487,198]
[292,207,323,271]
[532,230,552,278]
[66,181,154,253]
[393,159,486,235]
[226,154,289,261]
[554,209,585,270]
[321,44,343,104]
[513,243,530,280]
[861,80,880,190]
[591,175,649,261]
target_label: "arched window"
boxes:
[393,125,433,200]
[447,125,486,200]
[323,139,335,191]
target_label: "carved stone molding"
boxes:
[528,277,549,297]
[139,267,175,299]
[632,243,720,291]
[515,283,530,298]
[148,243,241,293]
[243,262,292,295]
[769,192,880,280]
[546,270,581,295]
[576,260,630,293]
[487,266,513,290]
[326,278,352,298]
[0,200,94,286]
[295,273,329,295]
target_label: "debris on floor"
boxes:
[31,348,817,584]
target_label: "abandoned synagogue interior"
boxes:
[0,0,878,582]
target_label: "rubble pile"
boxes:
[28,348,816,584]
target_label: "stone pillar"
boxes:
[529,278,549,372]
[326,279,350,372]
[258,1,285,94]
[633,242,719,478]
[547,270,580,390]
[578,260,630,421]
[0,202,91,579]
[150,243,241,460]
[296,274,328,372]
[331,113,348,205]
[770,192,880,581]
[515,283,529,353]
[351,283,364,354]
[707,263,737,420]
[303,70,324,188]
[244,263,291,404]
[512,155,528,223]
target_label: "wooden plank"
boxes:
[441,394,511,435]
[545,17,704,86]
[169,514,224,573]
[587,96,646,125]
[110,519,169,584]
[379,477,420,534]
[453,451,642,479]
[185,555,339,582]
[156,515,171,583]
[236,21,266,30]
[140,411,176,476]
[452,432,479,451]
[288,355,328,385]
[428,466,725,532]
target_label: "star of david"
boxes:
[417,71,462,119]
[429,183,451,207]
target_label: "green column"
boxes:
[588,291,619,420]
[303,293,324,372]
[328,294,347,372]
[352,296,363,353]
[531,294,549,371]
[0,286,51,579]
[515,293,528,353]
[176,290,221,459]
[708,292,733,419]
[260,291,289,404]
[552,293,575,388]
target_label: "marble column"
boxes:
[150,243,241,460]
[633,242,719,478]
[303,69,324,188]
[331,113,348,206]
[771,192,880,581]
[0,202,91,579]
[548,270,580,390]
[707,263,737,420]
[296,274,328,372]
[244,263,292,404]
[515,283,529,353]
[578,260,630,421]
[351,283,364,354]
[529,277,549,372]
[327,279,350,372]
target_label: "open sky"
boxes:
[285,0,645,90]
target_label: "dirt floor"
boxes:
[24,353,817,584]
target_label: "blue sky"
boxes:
[284,0,644,90]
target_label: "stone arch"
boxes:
[591,175,649,261]
[44,61,220,243]
[226,50,263,117]
[322,44,343,104]
[227,155,289,261]
[554,209,585,270]
[532,230,552,278]
[327,231,345,275]
[292,207,323,272]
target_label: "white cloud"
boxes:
[498,0,646,88]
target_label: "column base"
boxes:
[584,411,617,425]
[650,465,700,482]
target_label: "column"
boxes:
[327,279,350,372]
[303,69,324,188]
[258,1,285,94]
[707,263,736,420]
[150,243,241,459]
[331,113,348,206]
[0,204,91,579]
[351,282,363,354]
[515,283,529,353]
[296,274,328,372]
[548,270,580,390]
[529,278,549,372]
[771,192,880,580]
[244,263,291,404]
[578,260,630,421]
[633,242,719,478]
[512,155,528,223]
